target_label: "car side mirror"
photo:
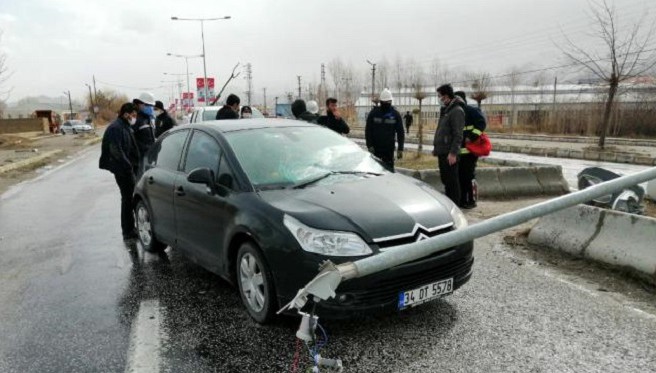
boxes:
[187,168,216,193]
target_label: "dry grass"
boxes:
[396,150,492,170]
[645,199,656,218]
[0,134,34,149]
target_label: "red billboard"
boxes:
[196,78,215,103]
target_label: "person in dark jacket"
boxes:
[154,100,176,138]
[403,111,413,134]
[132,92,157,157]
[291,99,319,123]
[365,88,404,171]
[216,94,240,120]
[454,91,487,209]
[99,103,141,241]
[317,97,350,134]
[432,84,465,205]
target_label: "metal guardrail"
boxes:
[280,166,656,312]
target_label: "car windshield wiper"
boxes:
[291,171,382,189]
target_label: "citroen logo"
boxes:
[417,233,429,242]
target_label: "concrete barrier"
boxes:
[647,180,656,200]
[476,168,504,198]
[533,166,570,195]
[528,204,656,283]
[418,169,444,193]
[497,167,543,197]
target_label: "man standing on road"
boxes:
[216,94,241,120]
[317,98,350,134]
[433,84,464,205]
[403,111,413,134]
[154,100,176,138]
[99,103,140,241]
[454,91,487,209]
[132,92,157,157]
[365,88,404,171]
[291,99,319,123]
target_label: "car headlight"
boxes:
[450,206,468,229]
[283,215,373,257]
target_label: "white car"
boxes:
[60,120,94,135]
[189,106,264,124]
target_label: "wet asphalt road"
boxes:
[1,147,655,372]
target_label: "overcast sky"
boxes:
[0,0,653,105]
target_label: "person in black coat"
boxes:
[154,101,176,138]
[99,103,140,240]
[131,92,157,157]
[365,89,404,171]
[317,97,350,134]
[454,91,487,209]
[216,94,241,120]
[291,99,319,123]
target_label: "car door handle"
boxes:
[175,186,186,196]
[147,176,154,184]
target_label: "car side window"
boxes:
[153,130,188,171]
[217,153,236,190]
[184,131,221,175]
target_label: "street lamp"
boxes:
[170,16,231,105]
[166,52,203,102]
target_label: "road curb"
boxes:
[0,149,64,174]
[528,204,656,284]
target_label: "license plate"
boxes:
[398,278,453,310]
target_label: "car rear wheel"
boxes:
[236,242,276,323]
[135,200,166,253]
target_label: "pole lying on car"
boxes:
[279,166,656,313]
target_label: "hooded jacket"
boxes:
[433,97,465,156]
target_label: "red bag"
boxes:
[465,133,492,157]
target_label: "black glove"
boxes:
[397,151,403,160]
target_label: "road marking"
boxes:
[125,300,163,373]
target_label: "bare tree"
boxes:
[561,0,656,148]
[468,71,492,108]
[0,31,11,105]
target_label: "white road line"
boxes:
[125,299,163,373]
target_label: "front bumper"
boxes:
[277,241,474,318]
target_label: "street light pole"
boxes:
[63,91,73,120]
[85,84,94,120]
[171,16,231,106]
[367,60,376,105]
[167,53,203,106]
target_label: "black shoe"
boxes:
[460,202,477,210]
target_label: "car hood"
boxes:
[258,173,455,243]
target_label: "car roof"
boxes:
[182,118,313,134]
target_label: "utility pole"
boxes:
[244,63,253,106]
[320,63,327,105]
[85,84,94,120]
[367,60,376,105]
[297,76,302,99]
[63,91,73,119]
[263,87,267,115]
[551,76,558,129]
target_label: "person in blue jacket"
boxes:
[365,89,405,171]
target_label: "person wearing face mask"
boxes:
[216,94,241,120]
[365,88,404,171]
[99,103,141,241]
[433,84,465,205]
[154,100,176,138]
[240,105,253,119]
[132,92,157,157]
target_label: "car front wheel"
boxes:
[236,242,276,323]
[135,200,166,252]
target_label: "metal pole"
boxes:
[66,91,73,119]
[297,76,302,99]
[281,166,656,311]
[86,84,94,120]
[185,57,191,104]
[200,20,209,106]
[263,87,267,115]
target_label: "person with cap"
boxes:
[403,111,413,134]
[454,91,487,209]
[99,102,141,241]
[216,94,241,120]
[365,88,404,171]
[317,97,350,135]
[132,92,157,157]
[291,99,318,123]
[240,106,253,119]
[432,84,465,205]
[154,100,176,138]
